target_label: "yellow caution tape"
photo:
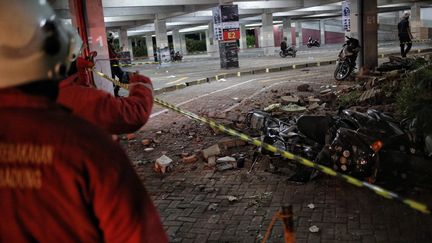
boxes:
[112,61,159,67]
[93,69,431,215]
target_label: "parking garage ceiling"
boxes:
[52,0,432,35]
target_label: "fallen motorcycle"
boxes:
[279,46,297,58]
[334,36,360,81]
[245,111,321,182]
[246,108,432,184]
[297,108,431,183]
[306,36,320,48]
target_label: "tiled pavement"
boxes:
[136,160,432,243]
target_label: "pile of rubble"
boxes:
[153,137,252,174]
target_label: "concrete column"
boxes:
[239,24,247,51]
[295,21,302,46]
[128,38,134,60]
[172,29,181,53]
[261,12,275,56]
[254,27,260,48]
[154,19,168,49]
[180,34,187,54]
[206,22,219,57]
[282,17,292,46]
[411,3,426,39]
[69,0,112,93]
[362,0,378,71]
[320,19,326,45]
[119,27,128,51]
[145,35,154,60]
[205,30,211,54]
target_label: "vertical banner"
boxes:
[213,5,240,41]
[212,7,223,41]
[214,4,240,69]
[219,41,239,69]
[342,0,351,32]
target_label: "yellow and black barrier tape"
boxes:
[112,61,159,67]
[93,69,431,215]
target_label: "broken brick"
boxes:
[141,139,151,146]
[182,155,198,164]
[126,133,136,140]
[218,138,247,149]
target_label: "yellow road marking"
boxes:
[167,77,188,85]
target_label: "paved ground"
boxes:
[123,66,432,243]
[124,41,432,90]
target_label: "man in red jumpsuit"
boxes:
[58,54,154,135]
[0,2,167,242]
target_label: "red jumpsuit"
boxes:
[0,89,167,242]
[57,58,153,134]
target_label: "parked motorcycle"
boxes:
[279,46,297,58]
[171,51,183,62]
[306,36,320,48]
[334,36,360,81]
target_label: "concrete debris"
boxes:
[309,225,320,233]
[307,203,315,209]
[144,148,154,152]
[364,77,378,90]
[207,156,217,166]
[281,95,300,104]
[182,155,198,164]
[202,144,221,159]
[320,88,332,94]
[227,195,238,202]
[217,163,234,171]
[155,155,173,174]
[264,103,281,112]
[216,156,236,163]
[156,131,163,135]
[208,203,218,210]
[358,88,383,104]
[319,92,337,106]
[307,102,320,110]
[297,84,312,92]
[306,96,320,103]
[280,104,307,112]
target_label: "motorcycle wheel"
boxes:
[307,44,311,48]
[292,52,296,58]
[317,43,320,47]
[334,62,352,81]
[279,51,287,58]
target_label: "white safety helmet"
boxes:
[403,11,411,18]
[0,0,82,89]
